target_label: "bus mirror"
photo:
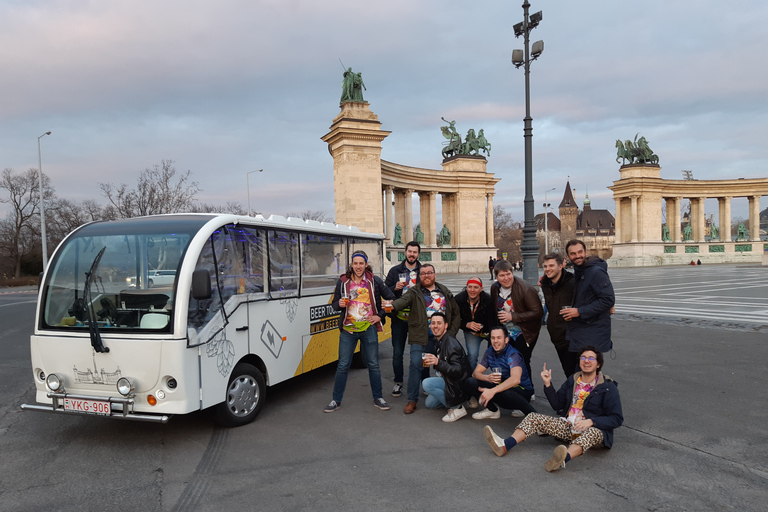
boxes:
[191,270,212,300]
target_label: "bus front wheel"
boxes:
[214,363,266,427]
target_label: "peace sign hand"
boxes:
[541,363,552,387]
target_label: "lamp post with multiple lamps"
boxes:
[246,169,263,217]
[37,131,51,270]
[543,186,556,254]
[511,1,544,285]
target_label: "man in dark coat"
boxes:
[560,240,615,376]
[540,252,576,377]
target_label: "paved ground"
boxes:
[1,264,766,511]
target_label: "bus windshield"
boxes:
[40,217,208,333]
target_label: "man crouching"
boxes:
[483,346,623,472]
[421,312,473,422]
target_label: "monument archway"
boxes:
[322,101,498,273]
[609,164,767,266]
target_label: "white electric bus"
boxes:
[22,214,388,426]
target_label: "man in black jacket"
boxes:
[383,241,422,397]
[540,253,575,377]
[421,312,472,422]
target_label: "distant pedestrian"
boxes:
[488,256,496,280]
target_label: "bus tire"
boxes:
[214,363,266,427]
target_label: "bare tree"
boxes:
[493,205,523,261]
[100,160,200,218]
[195,201,249,215]
[46,198,108,247]
[0,168,54,277]
[285,210,334,222]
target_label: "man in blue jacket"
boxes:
[559,240,615,375]
[483,346,623,472]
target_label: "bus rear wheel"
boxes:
[214,363,266,427]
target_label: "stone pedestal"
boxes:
[321,102,391,234]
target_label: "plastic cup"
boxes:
[422,352,430,367]
[561,305,571,321]
[399,273,408,284]
[491,367,502,384]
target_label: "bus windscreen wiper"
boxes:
[83,246,109,353]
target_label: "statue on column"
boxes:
[393,223,403,245]
[340,67,366,103]
[414,225,424,244]
[661,223,671,242]
[709,224,719,240]
[682,224,693,241]
[438,224,452,246]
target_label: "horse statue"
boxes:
[464,128,481,155]
[477,129,491,156]
[615,139,631,164]
[616,134,659,164]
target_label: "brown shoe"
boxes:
[403,401,417,414]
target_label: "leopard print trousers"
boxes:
[517,412,604,452]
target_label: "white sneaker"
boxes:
[530,394,536,402]
[483,425,507,457]
[511,409,525,418]
[472,408,501,420]
[442,405,467,423]
[467,396,480,409]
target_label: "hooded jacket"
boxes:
[540,270,575,350]
[331,271,395,333]
[543,371,623,448]
[568,256,615,353]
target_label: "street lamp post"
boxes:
[246,169,263,217]
[543,186,556,254]
[512,1,544,285]
[37,131,51,270]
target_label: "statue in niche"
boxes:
[414,225,424,244]
[393,223,402,245]
[340,68,366,103]
[682,224,693,241]
[736,222,749,241]
[661,223,671,242]
[709,224,719,240]
[438,224,452,246]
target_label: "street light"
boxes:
[511,1,544,284]
[37,131,51,270]
[246,169,263,217]
[543,187,556,254]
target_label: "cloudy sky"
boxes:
[2,0,766,225]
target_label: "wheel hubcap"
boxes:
[226,375,259,417]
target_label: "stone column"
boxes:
[749,195,761,241]
[419,191,436,247]
[486,193,495,246]
[403,189,414,244]
[723,196,732,242]
[690,198,698,241]
[441,192,457,246]
[613,198,622,243]
[394,189,406,245]
[673,197,682,242]
[384,186,394,241]
[321,102,390,234]
[630,195,639,242]
[664,197,675,241]
[717,197,726,242]
[697,198,707,243]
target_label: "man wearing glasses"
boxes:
[391,264,460,414]
[482,346,623,472]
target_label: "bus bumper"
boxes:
[21,392,170,424]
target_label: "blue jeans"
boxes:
[407,343,425,402]
[333,326,383,402]
[463,331,487,370]
[391,318,408,383]
[422,376,447,408]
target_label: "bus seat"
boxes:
[140,313,170,329]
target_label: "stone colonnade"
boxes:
[322,101,499,272]
[609,164,767,266]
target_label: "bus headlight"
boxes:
[116,377,136,397]
[46,373,64,392]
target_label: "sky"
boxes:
[2,0,766,225]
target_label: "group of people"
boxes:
[487,256,523,279]
[324,239,623,472]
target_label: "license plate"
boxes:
[62,398,112,416]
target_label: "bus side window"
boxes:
[268,230,299,298]
[241,226,266,295]
[301,233,346,295]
